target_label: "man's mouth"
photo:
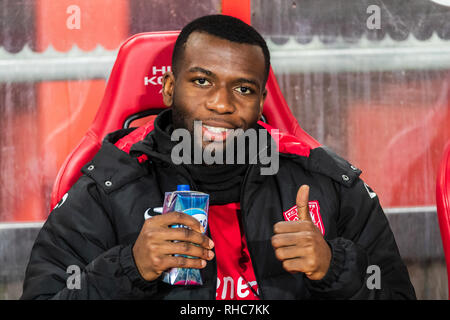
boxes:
[202,124,233,142]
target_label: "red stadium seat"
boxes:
[437,141,450,299]
[50,31,320,209]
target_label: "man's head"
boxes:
[171,15,271,86]
[162,14,270,151]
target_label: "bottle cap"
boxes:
[177,184,190,191]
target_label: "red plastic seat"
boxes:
[437,141,450,299]
[50,31,320,209]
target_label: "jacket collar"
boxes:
[81,128,149,194]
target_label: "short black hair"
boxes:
[172,14,271,85]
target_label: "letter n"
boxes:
[221,276,234,299]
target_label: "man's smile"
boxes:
[201,120,239,142]
[202,124,233,142]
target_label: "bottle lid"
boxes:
[177,184,190,191]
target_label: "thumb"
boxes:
[296,185,311,221]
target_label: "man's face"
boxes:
[162,31,267,151]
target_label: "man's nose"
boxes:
[206,87,235,114]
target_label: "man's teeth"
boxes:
[203,125,229,133]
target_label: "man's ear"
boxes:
[162,72,175,107]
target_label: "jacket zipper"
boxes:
[239,164,264,300]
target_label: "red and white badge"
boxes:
[283,201,325,235]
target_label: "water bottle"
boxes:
[161,185,209,285]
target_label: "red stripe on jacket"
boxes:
[114,119,312,159]
[209,203,259,300]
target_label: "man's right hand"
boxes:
[132,211,215,282]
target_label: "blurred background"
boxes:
[0,0,449,299]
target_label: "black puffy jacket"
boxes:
[21,114,416,300]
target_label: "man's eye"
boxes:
[235,86,253,95]
[193,78,210,86]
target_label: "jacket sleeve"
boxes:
[304,178,417,299]
[21,176,158,300]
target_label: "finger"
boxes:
[296,185,311,221]
[164,255,207,270]
[282,258,306,273]
[274,245,300,261]
[282,257,311,275]
[274,245,314,261]
[163,227,214,249]
[153,211,204,233]
[162,241,215,261]
[273,220,315,235]
[271,232,314,248]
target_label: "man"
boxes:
[21,15,416,300]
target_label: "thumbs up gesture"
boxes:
[271,185,331,280]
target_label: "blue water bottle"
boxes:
[161,185,209,285]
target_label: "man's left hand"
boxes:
[271,185,331,280]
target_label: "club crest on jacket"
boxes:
[283,201,325,235]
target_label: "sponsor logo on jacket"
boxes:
[216,276,259,300]
[283,201,325,235]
